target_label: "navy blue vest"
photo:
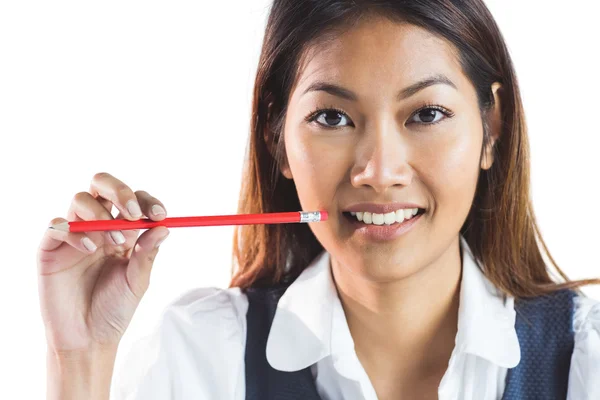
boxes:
[244,285,575,400]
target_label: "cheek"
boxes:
[418,127,483,213]
[284,134,349,209]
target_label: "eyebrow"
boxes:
[301,74,458,101]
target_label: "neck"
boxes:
[330,237,462,377]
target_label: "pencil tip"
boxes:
[49,221,70,232]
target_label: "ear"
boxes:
[279,153,293,180]
[263,102,293,180]
[275,134,292,180]
[481,82,503,170]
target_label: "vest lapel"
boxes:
[244,286,323,400]
[502,289,575,400]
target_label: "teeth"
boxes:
[395,209,405,222]
[350,208,421,225]
[384,212,396,225]
[372,213,384,225]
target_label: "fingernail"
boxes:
[126,200,142,218]
[152,204,166,216]
[155,232,169,248]
[82,237,97,252]
[110,231,126,245]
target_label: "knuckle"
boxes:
[92,171,111,182]
[72,191,90,204]
[115,183,132,196]
[145,252,157,264]
[49,217,65,225]
[135,190,158,205]
[115,185,135,205]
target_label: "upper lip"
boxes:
[343,202,425,214]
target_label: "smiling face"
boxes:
[279,17,499,282]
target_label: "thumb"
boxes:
[126,227,170,299]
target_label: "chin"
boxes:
[334,245,426,283]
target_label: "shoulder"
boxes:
[569,294,600,399]
[573,293,600,329]
[163,286,249,329]
[112,287,249,400]
[572,293,600,349]
[157,286,249,358]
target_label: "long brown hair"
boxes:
[229,0,599,297]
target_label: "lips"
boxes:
[343,202,426,214]
[341,208,424,241]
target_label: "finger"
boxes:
[112,209,141,246]
[67,191,126,247]
[110,190,167,246]
[134,190,167,221]
[125,227,170,299]
[89,172,143,221]
[40,217,100,254]
[97,197,114,215]
[88,173,116,214]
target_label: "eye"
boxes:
[306,107,354,129]
[408,106,452,125]
[305,104,452,129]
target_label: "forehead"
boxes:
[292,18,469,101]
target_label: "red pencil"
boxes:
[50,210,328,233]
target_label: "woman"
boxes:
[39,0,600,399]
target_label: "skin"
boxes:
[38,172,171,399]
[37,15,503,400]
[280,17,502,399]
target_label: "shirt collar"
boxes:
[456,236,520,367]
[266,236,520,371]
[266,251,336,371]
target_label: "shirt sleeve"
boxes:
[110,287,249,400]
[567,294,600,400]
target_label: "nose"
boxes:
[350,121,413,193]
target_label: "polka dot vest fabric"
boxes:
[244,285,575,400]
[502,288,575,400]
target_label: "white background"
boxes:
[0,1,598,398]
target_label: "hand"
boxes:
[37,172,170,353]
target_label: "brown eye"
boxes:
[306,107,354,129]
[314,110,351,128]
[409,107,447,124]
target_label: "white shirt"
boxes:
[113,237,600,399]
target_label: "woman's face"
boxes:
[281,17,499,282]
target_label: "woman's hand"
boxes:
[37,172,170,354]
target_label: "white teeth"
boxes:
[395,209,405,222]
[372,213,384,225]
[350,211,356,216]
[384,212,396,225]
[350,208,421,225]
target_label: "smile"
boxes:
[344,208,425,225]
